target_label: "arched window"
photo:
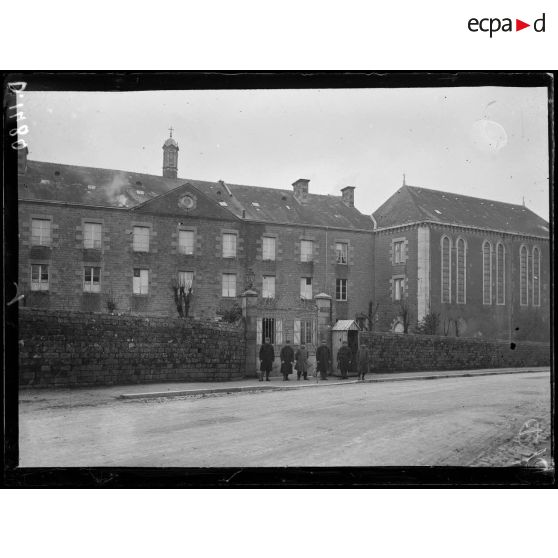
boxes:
[482,240,492,305]
[496,242,505,305]
[519,245,529,306]
[532,246,540,307]
[456,237,466,304]
[441,235,451,303]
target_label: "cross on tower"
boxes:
[168,126,174,138]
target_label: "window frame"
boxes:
[300,319,314,345]
[222,232,237,259]
[456,236,467,304]
[132,268,149,295]
[532,246,540,307]
[519,244,529,306]
[441,235,452,303]
[300,276,313,300]
[83,266,101,293]
[178,270,194,291]
[336,278,348,301]
[133,225,150,253]
[262,236,276,261]
[335,242,348,265]
[222,273,237,298]
[178,229,195,255]
[482,240,492,306]
[83,222,102,250]
[262,275,276,299]
[393,277,405,301]
[31,218,52,247]
[300,239,314,262]
[30,263,49,291]
[393,240,404,264]
[496,241,505,306]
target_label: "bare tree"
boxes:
[368,300,380,331]
[171,278,192,318]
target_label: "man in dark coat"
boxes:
[280,339,295,381]
[337,340,352,379]
[356,342,370,380]
[259,337,275,381]
[294,344,309,380]
[315,340,331,380]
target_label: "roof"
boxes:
[332,320,360,331]
[373,185,549,238]
[18,160,374,230]
[163,137,178,148]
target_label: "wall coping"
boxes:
[361,330,550,347]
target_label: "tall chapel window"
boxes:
[456,237,466,304]
[520,245,528,306]
[532,247,540,307]
[496,242,505,305]
[441,236,451,303]
[482,241,492,305]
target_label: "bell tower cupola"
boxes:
[162,126,179,179]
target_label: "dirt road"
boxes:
[19,371,551,467]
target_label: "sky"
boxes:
[22,86,550,219]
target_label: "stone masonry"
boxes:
[360,331,550,372]
[18,309,246,388]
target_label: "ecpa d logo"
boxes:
[468,13,545,37]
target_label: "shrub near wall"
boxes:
[19,309,246,388]
[360,332,550,372]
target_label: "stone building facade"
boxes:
[17,134,550,349]
[372,185,550,341]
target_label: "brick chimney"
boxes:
[341,186,355,208]
[292,178,309,204]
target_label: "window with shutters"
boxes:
[133,226,150,252]
[262,276,275,299]
[532,247,540,307]
[178,230,195,255]
[83,222,102,249]
[300,240,313,262]
[222,273,237,297]
[133,268,149,295]
[31,264,49,291]
[222,233,237,258]
[300,277,312,299]
[262,236,276,261]
[441,235,451,303]
[336,278,348,301]
[31,218,52,246]
[83,266,101,293]
[482,240,492,305]
[294,319,314,345]
[520,245,528,306]
[456,237,466,304]
[496,242,505,305]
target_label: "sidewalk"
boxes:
[18,367,550,409]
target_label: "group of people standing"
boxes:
[258,338,370,382]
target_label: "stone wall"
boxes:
[19,309,246,388]
[360,331,550,372]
